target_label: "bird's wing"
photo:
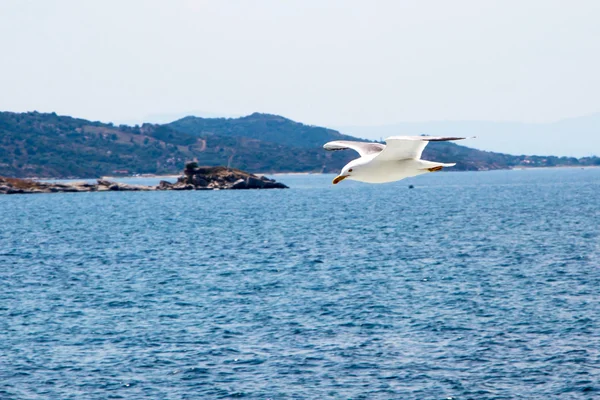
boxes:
[323,140,385,157]
[375,136,468,160]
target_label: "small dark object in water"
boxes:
[408,185,415,189]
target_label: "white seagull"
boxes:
[323,136,469,184]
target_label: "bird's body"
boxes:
[323,136,469,184]
[343,157,449,183]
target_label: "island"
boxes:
[0,164,288,194]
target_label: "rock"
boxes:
[180,165,288,190]
[72,182,96,190]
[171,183,194,190]
[157,180,173,190]
[97,179,113,187]
[104,182,151,191]
[191,176,209,187]
[245,176,265,189]
[229,176,288,190]
[61,186,84,192]
[263,181,288,189]
[231,179,247,189]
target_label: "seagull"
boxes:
[323,136,469,184]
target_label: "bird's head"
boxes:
[332,160,362,184]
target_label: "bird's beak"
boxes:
[332,175,348,184]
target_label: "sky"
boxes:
[1,0,599,142]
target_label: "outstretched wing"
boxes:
[323,140,385,157]
[375,136,468,161]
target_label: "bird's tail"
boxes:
[418,160,456,172]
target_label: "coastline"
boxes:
[512,165,600,171]
[19,165,600,182]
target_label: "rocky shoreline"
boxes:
[0,165,288,194]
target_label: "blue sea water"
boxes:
[1,169,599,399]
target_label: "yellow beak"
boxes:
[332,175,348,184]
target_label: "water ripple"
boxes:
[1,169,599,399]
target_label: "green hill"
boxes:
[0,111,598,178]
[168,112,359,148]
[168,113,600,171]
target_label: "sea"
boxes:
[1,168,599,399]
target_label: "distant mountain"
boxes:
[0,111,204,178]
[336,113,600,157]
[0,111,354,178]
[115,110,242,126]
[168,112,358,148]
[0,111,598,179]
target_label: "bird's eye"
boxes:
[348,169,353,172]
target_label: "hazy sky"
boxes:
[1,0,599,128]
